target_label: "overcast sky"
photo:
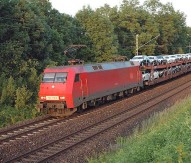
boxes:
[49,0,191,27]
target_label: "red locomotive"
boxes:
[38,61,143,116]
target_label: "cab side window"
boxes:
[74,74,80,82]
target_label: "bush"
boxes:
[15,86,33,109]
[0,105,38,128]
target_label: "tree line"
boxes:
[0,0,191,126]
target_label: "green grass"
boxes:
[88,96,191,163]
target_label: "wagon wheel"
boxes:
[77,105,83,113]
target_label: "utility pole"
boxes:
[187,34,190,53]
[136,34,139,55]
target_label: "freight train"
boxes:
[37,56,191,117]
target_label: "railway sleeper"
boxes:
[43,149,55,153]
[54,144,64,148]
[22,158,37,162]
[48,146,63,150]
[29,155,41,159]
[36,152,50,157]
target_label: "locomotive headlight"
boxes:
[60,96,65,100]
[41,96,46,100]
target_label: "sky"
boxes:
[49,0,191,27]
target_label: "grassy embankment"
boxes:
[89,96,191,163]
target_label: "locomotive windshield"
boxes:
[42,72,68,83]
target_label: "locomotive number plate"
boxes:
[46,96,59,100]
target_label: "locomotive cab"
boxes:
[38,69,78,117]
[40,72,68,102]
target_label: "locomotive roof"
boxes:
[45,61,137,73]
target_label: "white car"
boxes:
[163,55,173,63]
[148,56,156,62]
[153,71,159,79]
[156,56,167,65]
[148,56,159,65]
[142,71,159,81]
[175,54,183,61]
[142,71,150,81]
[187,53,191,59]
[130,55,150,66]
[181,54,189,60]
[184,53,191,59]
[169,55,177,63]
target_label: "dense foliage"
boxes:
[0,0,191,126]
[88,96,191,163]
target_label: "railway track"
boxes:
[7,78,191,163]
[0,116,65,145]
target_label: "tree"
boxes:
[76,6,118,62]
[1,76,15,106]
[144,0,187,54]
